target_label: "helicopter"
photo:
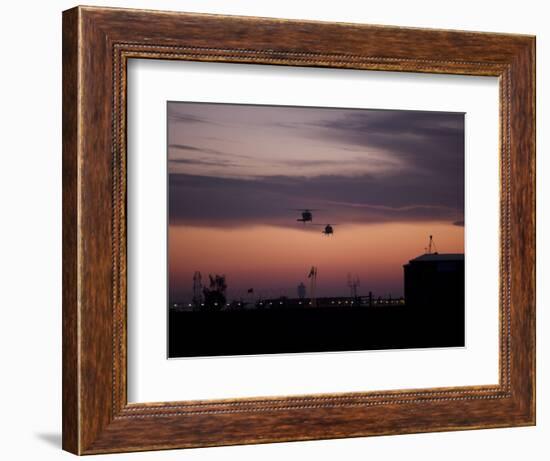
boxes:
[313,223,336,236]
[292,208,320,223]
[321,224,335,236]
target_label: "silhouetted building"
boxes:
[403,253,464,309]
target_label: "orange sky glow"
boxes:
[167,102,464,302]
[169,221,463,300]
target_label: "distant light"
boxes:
[214,303,218,306]
[279,301,283,305]
[226,303,230,306]
[345,301,348,304]
[331,301,335,304]
[351,301,354,304]
[188,304,192,307]
[200,303,204,306]
[298,301,302,304]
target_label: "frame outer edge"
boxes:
[531,36,537,425]
[62,6,81,455]
[497,37,536,425]
[524,36,536,425]
[62,6,536,454]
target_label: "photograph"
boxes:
[167,102,465,358]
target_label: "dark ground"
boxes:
[168,304,465,358]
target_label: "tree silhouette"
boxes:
[202,274,227,311]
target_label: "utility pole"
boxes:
[308,266,317,307]
[192,271,202,308]
[347,273,360,300]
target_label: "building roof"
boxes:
[408,253,464,263]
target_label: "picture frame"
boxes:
[62,5,535,455]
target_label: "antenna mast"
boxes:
[347,273,360,299]
[308,266,317,307]
[427,235,438,255]
[192,271,202,307]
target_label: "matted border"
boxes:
[115,46,508,411]
[62,6,535,454]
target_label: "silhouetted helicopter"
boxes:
[292,208,320,223]
[322,224,335,236]
[313,223,336,236]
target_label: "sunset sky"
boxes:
[168,102,465,302]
